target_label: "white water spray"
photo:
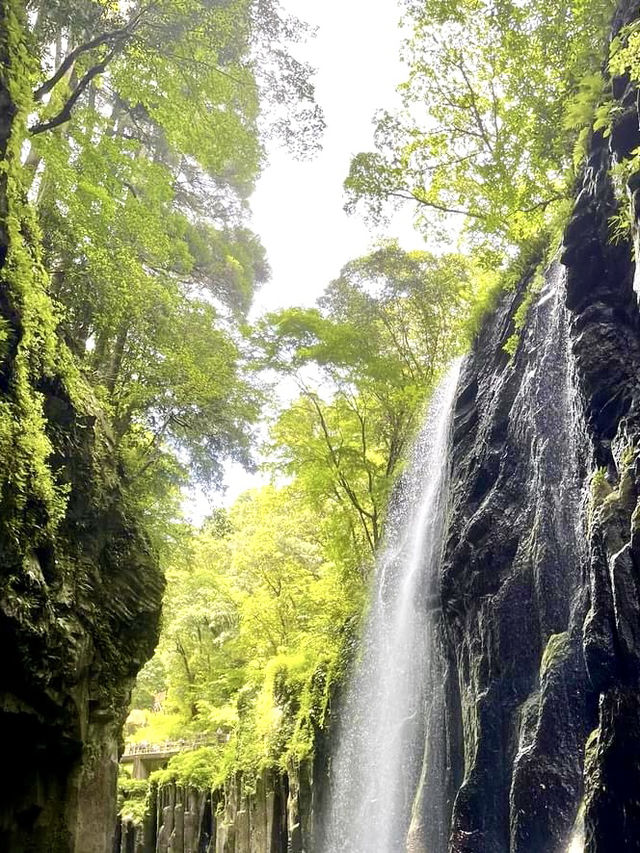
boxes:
[321,361,461,853]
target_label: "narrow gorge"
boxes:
[4,0,640,851]
[116,49,640,853]
[116,8,640,844]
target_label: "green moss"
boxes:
[590,446,639,534]
[0,0,79,553]
[590,467,613,506]
[540,631,571,679]
[503,266,545,358]
[150,746,221,790]
[584,726,600,775]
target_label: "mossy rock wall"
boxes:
[0,6,164,851]
[117,762,316,853]
[419,1,640,849]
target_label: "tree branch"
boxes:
[305,391,377,553]
[386,189,487,220]
[33,24,136,102]
[514,193,565,216]
[30,43,123,135]
[455,57,495,155]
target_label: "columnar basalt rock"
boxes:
[437,256,592,853]
[119,763,314,853]
[430,2,640,849]
[563,60,640,853]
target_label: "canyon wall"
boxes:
[0,8,164,851]
[116,763,315,853]
[429,3,640,848]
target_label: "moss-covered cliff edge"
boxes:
[0,7,164,851]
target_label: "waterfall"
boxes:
[320,361,461,853]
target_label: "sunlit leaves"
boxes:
[132,483,358,778]
[28,1,287,508]
[257,242,473,562]
[346,0,616,252]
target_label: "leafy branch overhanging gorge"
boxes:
[345,0,617,253]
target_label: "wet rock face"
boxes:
[564,152,640,853]
[0,386,165,853]
[433,5,640,849]
[439,260,592,853]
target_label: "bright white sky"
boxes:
[250,0,416,315]
[187,0,421,518]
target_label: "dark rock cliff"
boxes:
[6,0,640,849]
[0,7,164,851]
[427,3,640,850]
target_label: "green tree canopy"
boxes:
[345,0,615,251]
[256,242,475,561]
[21,0,324,548]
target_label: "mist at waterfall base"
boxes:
[320,362,461,853]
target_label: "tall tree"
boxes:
[345,0,615,251]
[258,242,473,562]
[22,0,324,545]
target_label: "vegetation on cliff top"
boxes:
[125,241,478,794]
[23,0,324,559]
[346,0,616,254]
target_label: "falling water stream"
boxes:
[321,263,587,853]
[321,361,461,853]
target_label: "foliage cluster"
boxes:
[0,0,74,562]
[129,481,361,790]
[345,0,615,256]
[256,241,479,557]
[117,772,150,826]
[127,239,478,790]
[603,21,640,241]
[18,0,323,560]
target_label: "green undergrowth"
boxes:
[124,469,368,798]
[503,267,545,359]
[136,645,347,796]
[591,446,638,518]
[117,771,151,826]
[151,747,223,790]
[499,209,572,360]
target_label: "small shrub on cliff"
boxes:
[117,774,150,826]
[151,747,221,791]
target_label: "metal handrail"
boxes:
[122,732,224,758]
